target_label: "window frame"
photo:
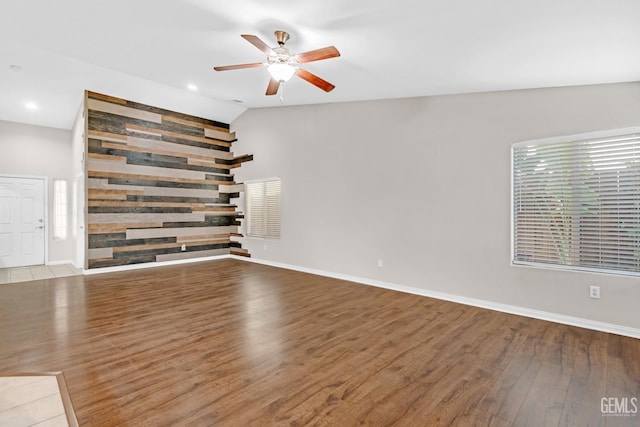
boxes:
[511,126,640,277]
[53,178,68,241]
[244,177,281,240]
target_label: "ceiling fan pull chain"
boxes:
[280,83,285,103]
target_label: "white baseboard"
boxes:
[46,260,75,266]
[231,256,640,339]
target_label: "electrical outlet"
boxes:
[589,285,600,299]
[377,259,384,268]
[181,244,186,252]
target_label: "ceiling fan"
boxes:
[213,31,340,96]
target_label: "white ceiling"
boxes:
[1,0,639,130]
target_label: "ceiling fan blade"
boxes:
[266,78,281,96]
[295,46,340,63]
[296,69,335,92]
[213,63,264,71]
[241,34,275,55]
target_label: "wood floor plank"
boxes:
[606,334,640,397]
[0,260,638,426]
[472,334,547,423]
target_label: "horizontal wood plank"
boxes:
[88,189,144,201]
[87,170,233,186]
[204,127,237,142]
[127,124,232,148]
[161,114,233,135]
[100,142,229,167]
[88,98,162,124]
[155,248,230,261]
[126,225,239,239]
[88,153,127,162]
[87,130,128,142]
[88,222,163,234]
[87,91,127,105]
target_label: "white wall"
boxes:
[232,82,640,331]
[0,120,74,263]
[70,102,85,269]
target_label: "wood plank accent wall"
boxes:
[85,91,252,269]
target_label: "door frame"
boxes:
[0,174,49,266]
[74,172,85,270]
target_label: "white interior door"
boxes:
[0,176,45,268]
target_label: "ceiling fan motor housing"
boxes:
[268,46,297,66]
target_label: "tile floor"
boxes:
[0,264,83,285]
[0,374,75,426]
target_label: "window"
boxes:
[246,178,281,239]
[53,179,68,240]
[512,128,640,276]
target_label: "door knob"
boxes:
[37,226,44,229]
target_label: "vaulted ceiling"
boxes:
[1,0,639,129]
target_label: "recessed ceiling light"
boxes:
[25,102,38,111]
[187,84,198,91]
[9,65,23,73]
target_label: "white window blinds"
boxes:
[53,179,68,240]
[246,179,281,239]
[513,129,640,276]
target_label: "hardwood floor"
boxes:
[0,259,638,426]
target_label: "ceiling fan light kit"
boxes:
[267,63,296,82]
[214,30,340,97]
